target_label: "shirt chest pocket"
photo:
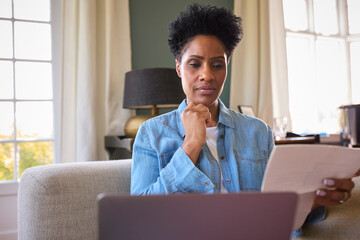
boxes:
[234,148,267,191]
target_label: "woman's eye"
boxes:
[212,63,224,69]
[189,62,200,68]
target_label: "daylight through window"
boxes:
[283,0,360,134]
[0,0,54,181]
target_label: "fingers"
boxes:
[323,178,355,192]
[315,189,350,206]
[187,101,196,108]
[187,101,210,112]
[182,104,211,121]
[314,178,355,207]
[183,102,211,124]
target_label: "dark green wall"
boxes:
[129,0,234,114]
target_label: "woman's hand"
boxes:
[181,102,211,164]
[312,169,360,209]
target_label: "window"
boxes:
[0,0,61,181]
[283,0,360,134]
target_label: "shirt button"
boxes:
[220,156,225,159]
[220,134,224,139]
[218,123,221,127]
[226,179,231,183]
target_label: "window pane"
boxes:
[16,101,53,139]
[0,0,12,18]
[14,21,52,60]
[282,0,308,31]
[0,102,14,140]
[0,61,14,99]
[14,0,50,22]
[18,141,53,178]
[315,38,348,133]
[347,0,360,34]
[0,143,14,181]
[286,36,318,134]
[15,62,53,100]
[350,42,360,103]
[0,20,13,58]
[313,0,338,35]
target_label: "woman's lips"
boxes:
[197,86,216,94]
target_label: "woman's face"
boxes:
[176,35,228,108]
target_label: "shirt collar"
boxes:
[218,98,234,129]
[176,98,234,138]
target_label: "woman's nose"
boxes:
[199,65,214,81]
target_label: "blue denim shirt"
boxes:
[130,99,325,233]
[131,99,274,194]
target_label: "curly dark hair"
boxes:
[168,4,243,61]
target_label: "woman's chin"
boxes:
[188,97,218,107]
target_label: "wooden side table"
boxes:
[275,136,319,145]
[104,136,134,160]
[275,134,343,146]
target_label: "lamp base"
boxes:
[124,115,154,138]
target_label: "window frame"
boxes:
[0,0,62,183]
[51,0,62,165]
[284,0,360,133]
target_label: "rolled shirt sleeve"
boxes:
[131,123,215,195]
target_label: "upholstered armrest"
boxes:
[18,160,132,240]
[292,176,360,240]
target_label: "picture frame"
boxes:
[238,105,255,117]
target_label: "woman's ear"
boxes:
[175,59,181,78]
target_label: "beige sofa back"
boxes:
[18,160,131,240]
[18,159,360,240]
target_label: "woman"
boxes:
[131,3,358,233]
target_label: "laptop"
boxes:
[98,192,297,240]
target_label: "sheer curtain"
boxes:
[230,0,291,129]
[61,0,132,162]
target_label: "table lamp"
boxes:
[123,68,185,138]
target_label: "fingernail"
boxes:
[316,190,326,197]
[324,179,335,186]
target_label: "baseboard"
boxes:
[0,230,17,240]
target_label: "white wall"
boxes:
[0,182,18,240]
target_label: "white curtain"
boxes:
[61,0,132,162]
[230,0,291,129]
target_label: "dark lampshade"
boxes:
[123,68,185,109]
[122,68,185,138]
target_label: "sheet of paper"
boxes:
[261,145,360,230]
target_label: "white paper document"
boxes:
[261,145,360,230]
